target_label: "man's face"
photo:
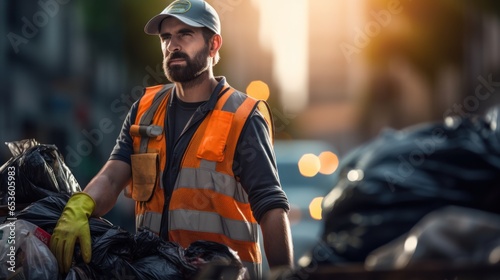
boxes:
[159,17,211,83]
[163,43,210,83]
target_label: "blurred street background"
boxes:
[1,0,500,271]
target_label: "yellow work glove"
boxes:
[50,192,95,274]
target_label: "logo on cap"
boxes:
[166,0,192,14]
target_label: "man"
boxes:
[50,0,293,279]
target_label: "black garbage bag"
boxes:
[14,195,242,279]
[309,106,500,266]
[185,241,246,280]
[65,264,99,280]
[15,194,112,237]
[185,240,244,269]
[365,206,500,270]
[133,255,185,280]
[145,231,196,275]
[87,227,136,273]
[132,228,162,258]
[0,139,81,206]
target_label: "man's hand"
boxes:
[50,192,95,273]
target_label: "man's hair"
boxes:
[201,27,220,66]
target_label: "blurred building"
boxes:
[1,1,126,182]
[297,0,500,155]
[207,0,273,91]
[301,1,369,155]
[0,1,138,230]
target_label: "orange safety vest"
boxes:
[128,82,273,279]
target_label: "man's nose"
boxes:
[167,37,181,53]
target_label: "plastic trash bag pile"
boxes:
[304,105,500,269]
[2,195,244,279]
[0,140,245,279]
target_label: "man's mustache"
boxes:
[167,52,189,62]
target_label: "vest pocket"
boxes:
[197,110,234,162]
[130,153,159,202]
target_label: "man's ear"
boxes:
[209,34,222,57]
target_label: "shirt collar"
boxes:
[169,76,228,112]
[205,76,227,110]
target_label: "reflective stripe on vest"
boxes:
[177,164,250,203]
[169,209,259,242]
[136,211,162,233]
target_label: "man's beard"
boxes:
[163,45,210,85]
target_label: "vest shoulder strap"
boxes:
[139,83,174,125]
[135,84,173,153]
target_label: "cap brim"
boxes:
[144,14,204,35]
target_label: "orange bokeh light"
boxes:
[246,80,270,101]
[309,197,324,220]
[318,151,339,175]
[298,153,321,177]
